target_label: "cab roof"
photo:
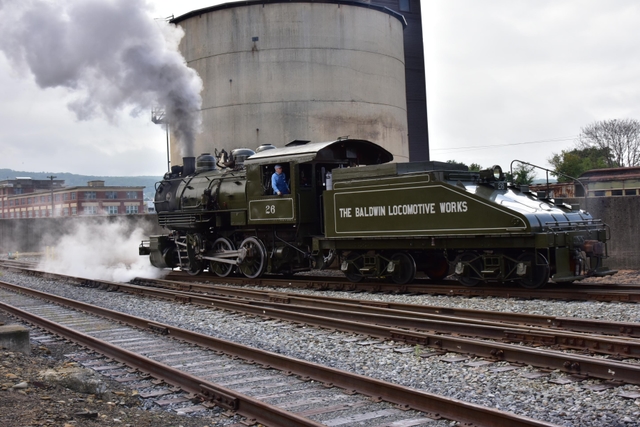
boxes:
[243,139,393,166]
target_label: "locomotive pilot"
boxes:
[272,164,290,196]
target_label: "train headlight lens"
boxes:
[493,165,503,180]
[480,165,504,182]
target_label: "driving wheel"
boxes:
[208,237,235,277]
[238,237,267,279]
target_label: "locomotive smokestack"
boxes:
[183,157,195,176]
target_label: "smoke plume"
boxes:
[0,0,202,155]
[37,218,166,282]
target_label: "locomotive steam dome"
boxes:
[195,153,216,173]
[231,148,255,165]
[171,0,409,163]
[255,144,276,153]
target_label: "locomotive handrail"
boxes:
[543,219,603,226]
[510,160,588,210]
[543,219,605,232]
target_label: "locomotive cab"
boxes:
[243,139,393,228]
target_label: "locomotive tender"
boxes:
[141,138,616,288]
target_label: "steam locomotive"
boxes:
[140,138,616,288]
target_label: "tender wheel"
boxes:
[389,252,416,285]
[343,251,364,283]
[209,237,235,277]
[238,237,267,279]
[424,255,450,281]
[314,249,336,270]
[516,252,550,289]
[455,252,481,287]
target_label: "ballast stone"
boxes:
[0,324,30,354]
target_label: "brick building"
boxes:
[0,178,145,219]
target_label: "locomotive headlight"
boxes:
[479,165,504,182]
[492,165,503,180]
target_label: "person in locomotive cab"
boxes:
[271,164,290,196]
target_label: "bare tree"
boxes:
[578,119,640,167]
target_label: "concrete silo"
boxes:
[171,0,409,163]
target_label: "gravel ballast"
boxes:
[1,269,639,427]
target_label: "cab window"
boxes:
[263,163,291,195]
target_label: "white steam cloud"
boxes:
[0,0,202,155]
[38,219,166,282]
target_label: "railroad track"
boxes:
[0,279,556,427]
[1,259,638,302]
[165,270,640,303]
[139,277,640,337]
[2,261,639,384]
[0,258,39,269]
[123,277,640,383]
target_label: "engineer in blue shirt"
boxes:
[271,164,290,196]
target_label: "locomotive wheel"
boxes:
[343,251,364,283]
[516,252,550,289]
[209,237,235,277]
[238,237,267,279]
[186,233,204,276]
[455,252,481,287]
[187,261,204,276]
[390,252,416,285]
[424,255,450,281]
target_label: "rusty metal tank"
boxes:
[171,0,409,163]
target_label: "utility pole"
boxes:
[47,175,56,217]
[151,108,170,172]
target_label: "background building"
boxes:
[0,179,145,219]
[528,167,640,199]
[171,0,417,164]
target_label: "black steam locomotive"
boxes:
[140,138,616,288]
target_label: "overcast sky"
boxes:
[1,0,639,177]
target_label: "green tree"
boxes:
[446,160,467,167]
[506,163,536,185]
[548,147,610,182]
[445,160,482,171]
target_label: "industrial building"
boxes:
[0,179,145,219]
[169,0,429,165]
[528,167,640,199]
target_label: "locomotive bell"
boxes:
[196,153,216,172]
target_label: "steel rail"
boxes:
[0,280,558,427]
[1,261,638,302]
[19,273,638,385]
[3,265,640,380]
[123,287,640,384]
[164,271,640,302]
[124,279,640,359]
[151,290,640,384]
[213,274,640,295]
[0,300,323,427]
[133,276,640,338]
[203,296,640,356]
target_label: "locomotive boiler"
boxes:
[141,138,616,288]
